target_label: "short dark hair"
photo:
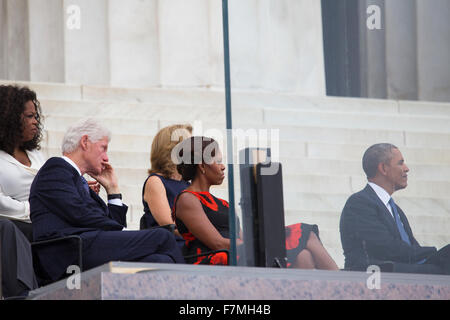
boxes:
[362,143,398,179]
[0,85,43,155]
[175,136,219,181]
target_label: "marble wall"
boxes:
[0,0,30,81]
[29,0,65,83]
[359,0,450,102]
[1,0,448,101]
[416,0,450,102]
[0,0,326,95]
[384,0,418,100]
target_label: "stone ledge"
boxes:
[28,261,450,300]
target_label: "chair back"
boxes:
[31,235,83,286]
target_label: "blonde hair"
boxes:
[148,124,192,178]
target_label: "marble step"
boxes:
[60,163,450,200]
[0,80,83,100]
[283,192,450,217]
[43,145,450,202]
[5,80,450,118]
[263,108,450,134]
[42,142,450,173]
[39,99,450,136]
[305,141,450,164]
[94,156,449,183]
[42,125,450,156]
[40,102,264,125]
[41,113,450,160]
[281,158,450,182]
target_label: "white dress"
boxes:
[0,149,45,223]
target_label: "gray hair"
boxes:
[362,143,398,179]
[61,118,111,154]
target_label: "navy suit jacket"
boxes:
[29,157,128,279]
[340,184,437,271]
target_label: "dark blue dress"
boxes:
[140,173,189,230]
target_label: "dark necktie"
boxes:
[80,176,90,195]
[389,198,411,245]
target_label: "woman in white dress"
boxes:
[0,84,45,241]
[0,85,100,242]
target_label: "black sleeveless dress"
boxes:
[173,190,319,267]
[140,173,189,229]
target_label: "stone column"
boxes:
[1,0,30,81]
[228,0,326,95]
[0,0,5,79]
[63,0,110,85]
[0,0,6,79]
[207,0,225,88]
[212,0,327,94]
[359,0,387,99]
[158,0,211,87]
[260,0,326,95]
[28,0,65,83]
[108,0,159,88]
[384,0,418,100]
[416,0,450,102]
[227,0,263,89]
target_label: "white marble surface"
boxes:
[108,0,159,87]
[28,0,65,83]
[416,0,450,102]
[63,0,110,85]
[385,0,418,100]
[2,0,450,102]
[158,0,212,87]
[1,0,327,95]
[0,0,30,80]
[228,0,325,95]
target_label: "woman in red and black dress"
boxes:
[173,136,338,270]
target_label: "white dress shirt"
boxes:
[368,182,395,219]
[0,149,45,222]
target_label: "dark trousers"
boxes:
[82,228,185,270]
[392,262,447,275]
[0,218,38,298]
[10,219,33,242]
[391,244,450,275]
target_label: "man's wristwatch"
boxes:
[107,193,122,200]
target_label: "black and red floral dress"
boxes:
[173,190,319,267]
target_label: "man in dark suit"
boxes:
[30,118,184,281]
[340,143,450,274]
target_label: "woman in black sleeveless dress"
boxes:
[172,136,339,269]
[139,124,192,243]
[174,190,232,264]
[141,173,189,230]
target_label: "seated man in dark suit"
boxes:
[340,143,450,275]
[30,118,184,281]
